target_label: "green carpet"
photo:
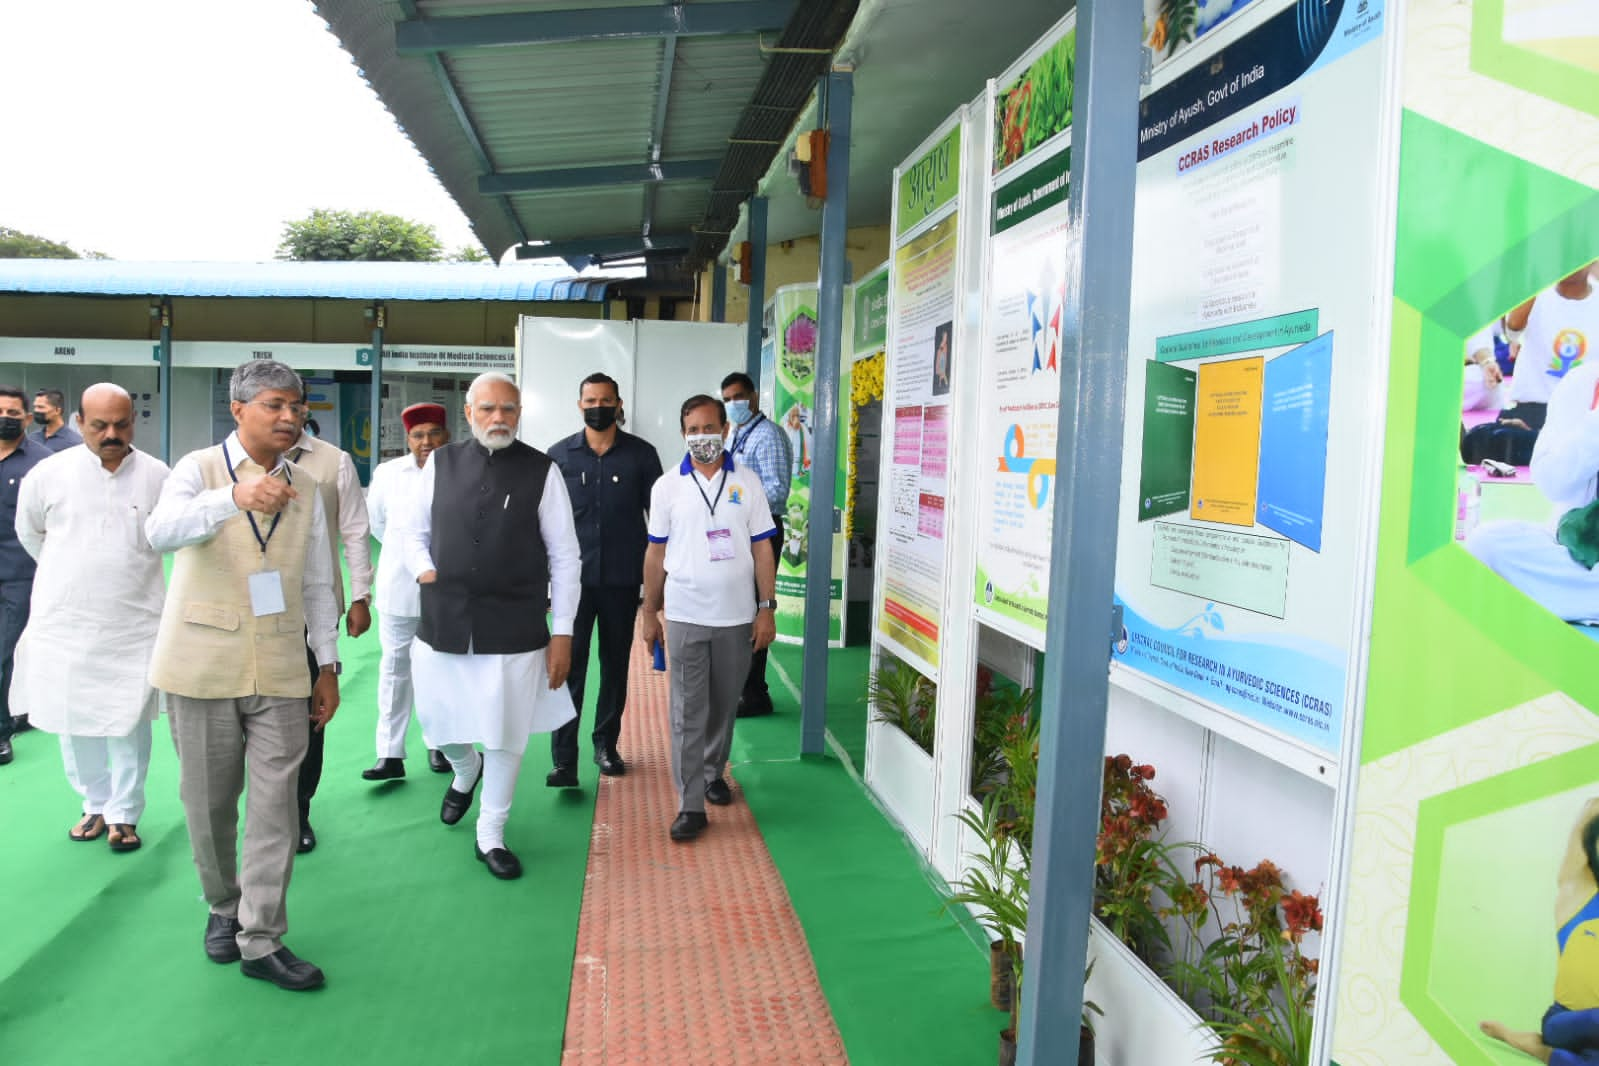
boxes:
[735,646,1004,1066]
[0,603,597,1065]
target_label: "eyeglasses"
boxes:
[249,399,310,418]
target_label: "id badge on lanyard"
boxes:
[223,439,291,616]
[706,528,735,562]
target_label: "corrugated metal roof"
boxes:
[0,259,614,301]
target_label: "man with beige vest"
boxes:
[282,407,372,854]
[146,359,341,992]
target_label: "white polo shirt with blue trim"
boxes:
[647,452,776,627]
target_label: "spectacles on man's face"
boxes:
[249,399,310,418]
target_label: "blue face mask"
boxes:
[726,399,753,426]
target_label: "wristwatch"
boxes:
[756,598,778,610]
[320,662,343,676]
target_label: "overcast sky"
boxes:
[0,0,483,262]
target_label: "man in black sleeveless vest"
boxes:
[400,372,582,880]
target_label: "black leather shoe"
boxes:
[428,749,451,774]
[441,757,483,825]
[545,764,579,788]
[297,822,317,854]
[669,811,708,842]
[735,695,774,718]
[240,946,325,991]
[204,913,242,964]
[0,738,11,765]
[594,748,626,777]
[705,778,734,806]
[361,757,405,781]
[474,843,524,880]
[11,714,31,734]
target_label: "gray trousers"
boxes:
[666,620,752,815]
[168,693,307,961]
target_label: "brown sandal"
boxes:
[107,823,142,852]
[69,813,106,842]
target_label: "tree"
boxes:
[0,226,107,259]
[451,244,491,263]
[277,208,444,262]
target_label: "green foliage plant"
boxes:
[867,657,936,754]
[948,795,1031,1037]
[1095,754,1192,962]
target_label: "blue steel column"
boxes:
[744,196,769,381]
[800,69,851,756]
[370,303,386,470]
[1017,0,1141,1063]
[157,300,172,463]
[710,261,728,323]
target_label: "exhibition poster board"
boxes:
[877,115,964,679]
[1330,1,1599,1063]
[767,284,850,646]
[1107,0,1390,759]
[971,15,1077,647]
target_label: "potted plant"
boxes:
[948,796,1031,1066]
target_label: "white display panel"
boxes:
[631,319,745,471]
[514,318,634,453]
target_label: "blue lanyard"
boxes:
[221,439,292,553]
[732,412,766,455]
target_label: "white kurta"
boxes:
[402,447,582,755]
[13,445,170,736]
[368,452,426,618]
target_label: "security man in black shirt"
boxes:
[546,372,663,786]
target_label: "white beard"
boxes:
[472,424,515,452]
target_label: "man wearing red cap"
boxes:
[361,402,452,781]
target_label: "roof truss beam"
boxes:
[478,158,720,197]
[515,233,694,264]
[395,1,795,54]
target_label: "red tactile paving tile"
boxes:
[560,635,850,1066]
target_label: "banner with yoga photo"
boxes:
[1329,1,1599,1064]
[766,283,851,647]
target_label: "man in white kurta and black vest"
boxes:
[282,406,373,854]
[402,371,581,881]
[146,359,341,992]
[13,384,169,851]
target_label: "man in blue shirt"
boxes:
[29,388,83,454]
[546,373,663,785]
[720,372,792,718]
[0,384,47,763]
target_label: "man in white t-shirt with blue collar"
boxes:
[641,394,777,843]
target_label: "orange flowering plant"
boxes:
[1094,754,1189,961]
[1093,754,1325,1066]
[1164,856,1324,1066]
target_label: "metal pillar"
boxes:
[157,300,172,463]
[369,303,386,469]
[710,261,728,323]
[744,196,769,382]
[1016,0,1141,1063]
[800,69,851,756]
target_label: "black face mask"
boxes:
[32,411,48,425]
[583,406,619,432]
[0,418,23,441]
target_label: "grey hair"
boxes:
[466,371,518,405]
[230,359,304,403]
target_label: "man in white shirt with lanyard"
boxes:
[641,393,777,843]
[146,358,340,991]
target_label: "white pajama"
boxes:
[376,612,422,758]
[59,723,154,825]
[438,744,522,852]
